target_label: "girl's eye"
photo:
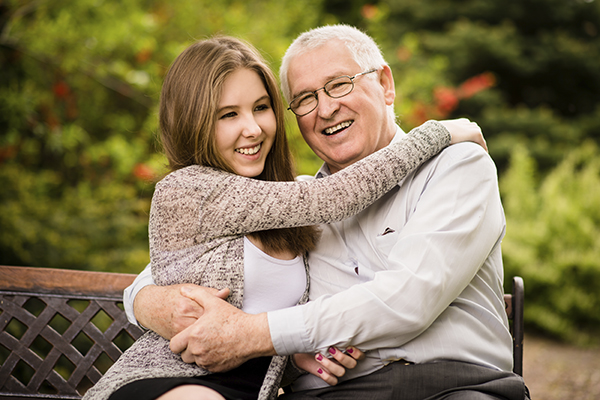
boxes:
[220,111,237,119]
[255,103,270,112]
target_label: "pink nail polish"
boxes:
[317,368,323,374]
[316,354,323,361]
[328,347,336,355]
[346,348,354,354]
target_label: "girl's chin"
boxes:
[233,164,265,178]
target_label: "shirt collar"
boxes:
[315,125,406,179]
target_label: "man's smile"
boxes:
[323,120,353,136]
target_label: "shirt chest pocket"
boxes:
[374,228,399,257]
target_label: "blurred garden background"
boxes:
[1,0,599,355]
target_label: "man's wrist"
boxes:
[133,285,157,330]
[133,284,179,339]
[242,312,277,358]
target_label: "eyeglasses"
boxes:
[287,69,378,117]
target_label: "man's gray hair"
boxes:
[280,24,389,102]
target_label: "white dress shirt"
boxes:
[270,127,513,390]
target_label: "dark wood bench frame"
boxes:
[0,265,524,398]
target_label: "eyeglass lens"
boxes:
[291,76,354,116]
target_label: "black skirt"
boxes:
[107,357,272,400]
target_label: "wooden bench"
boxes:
[0,265,144,399]
[0,265,524,398]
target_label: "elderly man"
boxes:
[125,25,529,399]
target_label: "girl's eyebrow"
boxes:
[217,95,271,113]
[254,95,271,103]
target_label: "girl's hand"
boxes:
[293,346,364,386]
[440,118,488,152]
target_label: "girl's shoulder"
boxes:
[157,165,230,188]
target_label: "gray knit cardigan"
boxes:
[83,121,450,400]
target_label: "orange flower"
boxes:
[133,163,155,182]
[458,72,496,99]
[361,4,378,20]
[434,87,459,116]
[53,81,70,99]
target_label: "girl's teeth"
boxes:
[236,143,261,155]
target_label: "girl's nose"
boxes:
[242,115,261,138]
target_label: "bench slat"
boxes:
[0,265,137,298]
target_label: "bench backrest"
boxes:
[0,266,144,399]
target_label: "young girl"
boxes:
[84,36,475,400]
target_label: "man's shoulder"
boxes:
[434,142,494,169]
[409,142,497,183]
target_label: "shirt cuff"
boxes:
[267,305,313,355]
[123,263,154,326]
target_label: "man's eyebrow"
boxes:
[291,72,348,98]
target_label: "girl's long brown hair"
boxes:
[159,36,319,256]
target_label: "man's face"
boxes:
[286,40,396,173]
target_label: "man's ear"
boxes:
[379,65,396,106]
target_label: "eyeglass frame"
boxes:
[287,69,379,117]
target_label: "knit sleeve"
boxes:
[150,120,450,244]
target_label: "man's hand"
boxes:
[133,284,229,340]
[169,286,276,372]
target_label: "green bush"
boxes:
[500,142,600,345]
[0,164,151,273]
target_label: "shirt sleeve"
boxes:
[268,143,506,355]
[123,263,155,325]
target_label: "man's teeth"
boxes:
[324,121,352,135]
[235,143,261,155]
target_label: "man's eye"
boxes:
[296,94,315,106]
[328,81,351,93]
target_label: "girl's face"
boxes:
[215,68,277,177]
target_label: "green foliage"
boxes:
[0,163,151,273]
[0,0,325,271]
[500,143,600,345]
[360,0,600,172]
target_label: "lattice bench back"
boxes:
[0,265,144,399]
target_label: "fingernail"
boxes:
[346,348,353,354]
[316,354,323,361]
[180,287,191,294]
[328,347,336,355]
[317,368,323,374]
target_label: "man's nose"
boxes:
[316,93,340,119]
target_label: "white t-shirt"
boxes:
[242,236,306,314]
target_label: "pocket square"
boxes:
[381,227,395,236]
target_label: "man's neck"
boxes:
[323,125,401,175]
